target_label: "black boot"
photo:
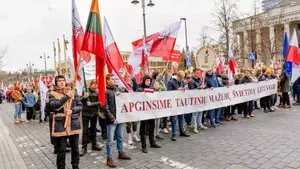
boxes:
[80,146,87,157]
[92,143,102,151]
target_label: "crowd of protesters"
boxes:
[5,65,295,168]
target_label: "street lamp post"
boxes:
[131,0,155,38]
[26,62,34,77]
[40,53,50,76]
[250,18,255,69]
[180,17,189,68]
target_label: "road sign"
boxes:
[185,57,191,67]
[248,52,256,61]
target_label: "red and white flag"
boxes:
[216,57,224,74]
[132,21,181,60]
[128,40,153,75]
[72,0,91,95]
[103,17,132,92]
[228,49,237,81]
[286,29,300,65]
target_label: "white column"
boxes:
[284,23,290,38]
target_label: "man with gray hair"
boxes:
[167,70,190,141]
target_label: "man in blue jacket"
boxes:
[167,70,190,141]
[205,70,224,127]
[23,88,36,122]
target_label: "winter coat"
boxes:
[167,78,184,91]
[258,74,270,81]
[240,76,253,84]
[221,77,229,86]
[23,93,36,108]
[188,77,202,90]
[11,89,23,103]
[280,74,290,93]
[49,90,82,137]
[205,73,223,88]
[81,88,99,117]
[293,76,300,95]
[102,87,121,124]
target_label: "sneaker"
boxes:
[264,109,269,113]
[187,124,194,129]
[19,118,26,122]
[14,119,20,124]
[163,128,168,134]
[216,122,225,125]
[193,128,199,133]
[250,114,255,117]
[246,115,251,118]
[132,132,140,142]
[180,131,190,137]
[128,134,133,145]
[198,126,208,130]
[284,105,291,109]
[171,134,177,141]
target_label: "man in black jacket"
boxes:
[167,70,190,141]
[241,70,255,118]
[103,74,131,168]
[137,75,161,153]
[80,81,102,156]
[48,75,82,169]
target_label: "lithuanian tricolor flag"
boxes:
[81,0,106,106]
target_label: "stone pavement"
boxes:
[1,102,300,169]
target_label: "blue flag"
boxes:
[283,32,292,77]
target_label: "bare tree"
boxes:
[0,47,7,71]
[197,26,214,47]
[213,0,238,61]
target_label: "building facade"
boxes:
[262,0,281,11]
[232,0,300,68]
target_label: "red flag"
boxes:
[286,29,300,65]
[81,0,106,106]
[163,50,181,62]
[132,21,181,60]
[103,17,132,92]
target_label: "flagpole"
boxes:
[82,67,88,92]
[53,42,57,75]
[63,34,68,77]
[57,38,61,74]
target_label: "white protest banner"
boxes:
[116,79,277,123]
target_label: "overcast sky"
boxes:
[0,0,258,72]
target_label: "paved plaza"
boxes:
[1,102,300,169]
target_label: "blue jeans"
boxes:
[192,112,203,128]
[14,103,22,119]
[208,109,221,125]
[106,123,124,158]
[171,115,184,134]
[184,113,192,125]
